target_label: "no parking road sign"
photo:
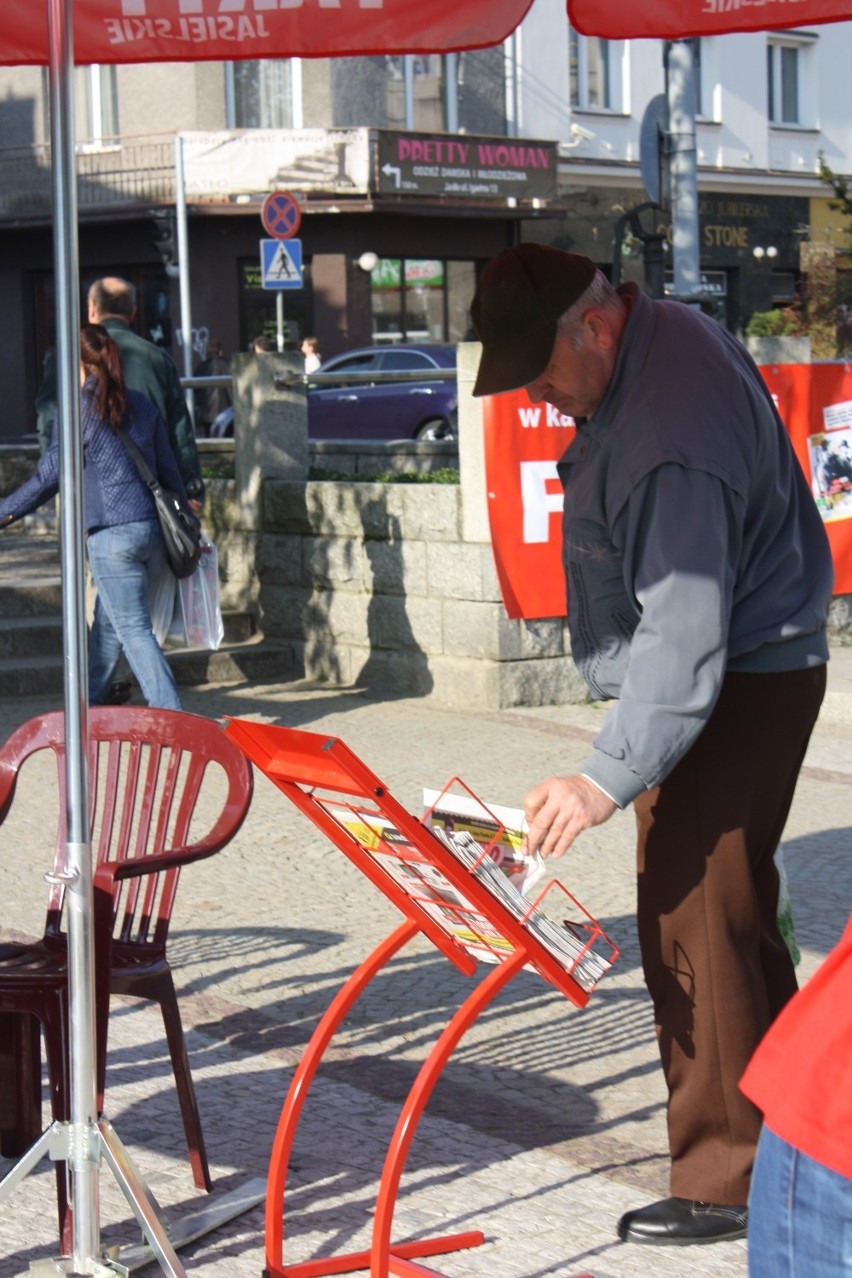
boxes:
[260,238,303,290]
[261,190,302,239]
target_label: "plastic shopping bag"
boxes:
[148,562,178,646]
[169,538,224,651]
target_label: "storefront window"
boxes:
[370,258,469,343]
[404,260,444,341]
[370,258,403,341]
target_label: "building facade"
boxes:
[1,0,851,441]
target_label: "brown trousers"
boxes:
[633,664,826,1206]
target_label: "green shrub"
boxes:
[308,466,459,484]
[745,307,808,338]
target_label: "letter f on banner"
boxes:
[521,460,563,543]
[482,392,570,619]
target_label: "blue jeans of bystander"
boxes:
[749,1125,852,1277]
[87,519,181,710]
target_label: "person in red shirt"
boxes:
[741,914,852,1276]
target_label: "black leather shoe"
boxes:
[617,1196,748,1246]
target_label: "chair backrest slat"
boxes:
[0,707,253,960]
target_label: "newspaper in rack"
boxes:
[430,827,613,991]
[324,791,616,994]
[323,803,515,963]
[422,787,545,895]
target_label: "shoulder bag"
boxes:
[118,431,202,579]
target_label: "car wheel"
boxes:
[416,418,454,442]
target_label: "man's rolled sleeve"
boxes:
[580,750,647,808]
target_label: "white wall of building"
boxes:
[514,0,852,188]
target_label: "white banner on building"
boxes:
[181,128,371,198]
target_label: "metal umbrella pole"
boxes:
[0,11,263,1271]
[45,0,101,1264]
[0,3,191,1271]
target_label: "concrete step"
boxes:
[0,609,253,659]
[0,581,64,619]
[166,635,301,689]
[0,636,300,698]
[0,533,291,698]
[0,615,64,659]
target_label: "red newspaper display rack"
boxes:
[223,718,617,1278]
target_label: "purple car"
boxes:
[308,344,457,442]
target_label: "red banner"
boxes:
[482,391,574,620]
[484,365,852,621]
[1,0,534,67]
[567,0,850,39]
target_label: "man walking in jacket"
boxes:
[87,277,204,510]
[470,243,833,1246]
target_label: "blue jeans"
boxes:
[87,520,181,711]
[749,1125,852,1277]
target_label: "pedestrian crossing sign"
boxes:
[260,238,303,290]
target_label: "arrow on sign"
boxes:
[382,162,401,188]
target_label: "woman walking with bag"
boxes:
[0,323,192,709]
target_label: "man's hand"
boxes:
[524,774,617,859]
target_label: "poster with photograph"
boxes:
[808,400,852,523]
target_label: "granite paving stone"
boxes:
[0,651,850,1276]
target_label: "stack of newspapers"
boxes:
[425,792,614,993]
[323,786,616,995]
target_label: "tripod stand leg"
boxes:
[97,1120,186,1278]
[0,1125,58,1201]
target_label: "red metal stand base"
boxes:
[221,721,617,1278]
[264,921,526,1278]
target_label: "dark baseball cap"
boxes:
[470,244,597,397]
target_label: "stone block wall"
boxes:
[259,476,587,708]
[10,343,848,710]
[221,344,589,708]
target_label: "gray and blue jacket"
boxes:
[559,283,834,808]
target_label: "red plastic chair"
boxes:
[0,706,254,1243]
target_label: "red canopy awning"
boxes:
[5,0,850,68]
[4,0,534,66]
[567,0,851,38]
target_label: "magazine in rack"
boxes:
[325,777,617,996]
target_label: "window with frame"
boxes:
[693,38,721,122]
[569,32,611,110]
[767,34,815,126]
[368,258,476,343]
[74,65,119,143]
[231,60,295,128]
